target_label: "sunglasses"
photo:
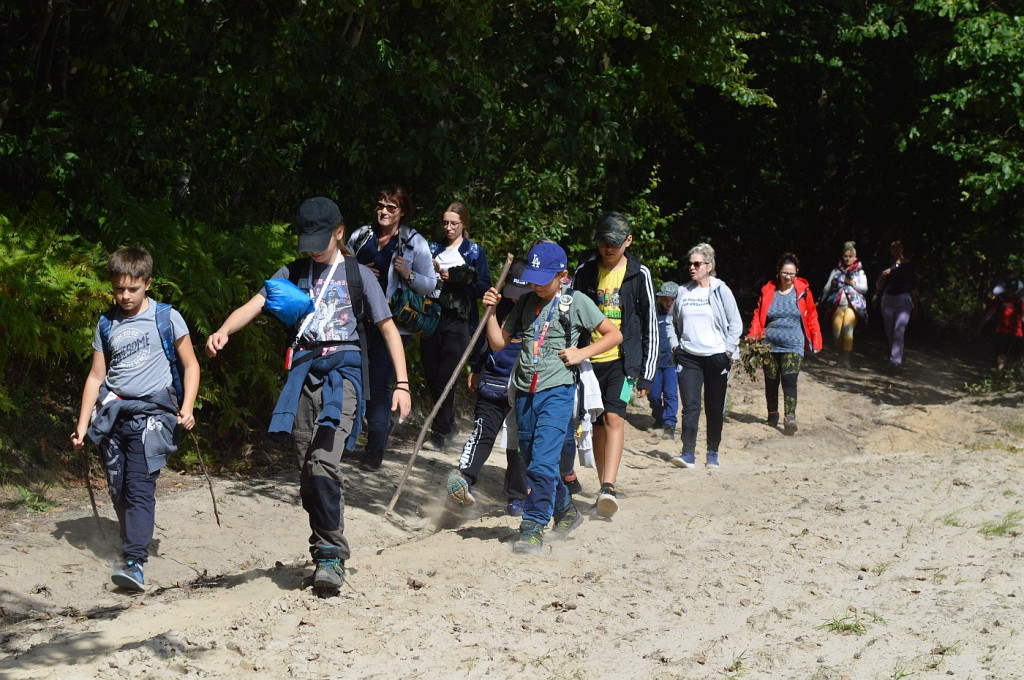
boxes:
[688,261,707,268]
[376,202,400,213]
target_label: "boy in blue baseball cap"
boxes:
[481,240,622,554]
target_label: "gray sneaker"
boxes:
[549,501,584,540]
[312,544,345,593]
[513,520,545,555]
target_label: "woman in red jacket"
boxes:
[746,252,822,435]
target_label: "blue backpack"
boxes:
[98,301,186,408]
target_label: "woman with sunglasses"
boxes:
[746,252,822,435]
[670,243,742,469]
[347,183,437,471]
[820,241,868,369]
[421,201,491,452]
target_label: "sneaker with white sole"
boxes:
[446,472,476,508]
[706,450,720,468]
[596,483,619,518]
[111,559,145,592]
[783,415,798,436]
[671,451,696,468]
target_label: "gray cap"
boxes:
[593,211,631,246]
[656,281,679,298]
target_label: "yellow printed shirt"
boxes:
[590,263,625,363]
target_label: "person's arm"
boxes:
[482,287,512,351]
[205,293,266,357]
[175,334,200,430]
[559,319,622,366]
[975,300,997,336]
[665,312,679,351]
[635,267,658,397]
[71,351,107,450]
[850,270,869,295]
[803,285,823,352]
[395,235,438,296]
[378,317,411,421]
[747,290,766,340]
[720,284,744,359]
[467,246,492,298]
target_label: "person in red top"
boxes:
[746,252,822,435]
[974,269,1024,371]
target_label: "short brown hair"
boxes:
[108,246,153,281]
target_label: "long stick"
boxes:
[81,445,104,534]
[167,387,221,527]
[386,253,515,516]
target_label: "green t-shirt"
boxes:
[502,290,607,393]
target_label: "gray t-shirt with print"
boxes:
[92,297,189,399]
[502,290,606,393]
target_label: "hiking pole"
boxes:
[80,443,105,535]
[386,253,515,517]
[166,387,221,527]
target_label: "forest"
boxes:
[2,1,1022,483]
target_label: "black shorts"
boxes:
[592,359,628,422]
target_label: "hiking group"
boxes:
[76,187,990,597]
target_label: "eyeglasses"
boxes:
[779,271,798,278]
[441,220,462,227]
[376,202,400,213]
[688,261,707,268]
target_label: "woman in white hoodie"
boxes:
[670,243,742,470]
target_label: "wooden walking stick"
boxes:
[167,387,221,527]
[386,253,514,516]
[80,444,105,535]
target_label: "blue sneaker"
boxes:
[706,450,720,468]
[111,559,145,592]
[446,472,476,508]
[505,498,525,517]
[671,451,696,468]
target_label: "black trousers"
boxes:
[458,392,528,499]
[678,350,731,454]
[421,312,470,437]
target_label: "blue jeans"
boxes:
[364,325,410,454]
[515,383,574,526]
[648,365,679,428]
[105,417,159,563]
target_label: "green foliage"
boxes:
[15,484,57,513]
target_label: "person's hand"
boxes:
[70,426,88,451]
[177,408,196,431]
[882,267,892,277]
[433,258,442,273]
[440,268,450,281]
[391,388,412,422]
[205,331,229,357]
[635,388,649,399]
[468,373,480,391]
[482,287,501,308]
[366,264,380,278]
[394,256,411,279]
[558,346,585,366]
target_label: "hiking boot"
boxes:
[766,411,780,427]
[424,432,447,452]
[550,501,584,540]
[783,415,798,436]
[505,498,525,517]
[513,520,545,555]
[662,427,675,441]
[360,448,384,471]
[446,472,476,508]
[312,544,346,593]
[706,450,720,468]
[671,451,696,468]
[596,483,619,518]
[562,471,583,496]
[111,559,145,592]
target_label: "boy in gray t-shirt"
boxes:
[72,246,201,592]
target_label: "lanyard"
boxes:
[529,298,558,393]
[292,251,342,349]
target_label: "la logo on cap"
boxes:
[531,253,542,268]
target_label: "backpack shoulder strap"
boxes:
[343,255,372,400]
[98,307,117,362]
[155,301,185,407]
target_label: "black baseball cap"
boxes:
[295,197,343,253]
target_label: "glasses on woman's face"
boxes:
[779,270,797,278]
[376,202,400,213]
[442,220,462,227]
[688,261,707,269]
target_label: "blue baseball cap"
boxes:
[520,242,568,285]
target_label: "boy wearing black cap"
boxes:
[206,197,412,595]
[571,211,658,517]
[482,240,622,554]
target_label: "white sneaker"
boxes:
[596,484,619,518]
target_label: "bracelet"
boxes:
[394,386,410,393]
[395,380,410,385]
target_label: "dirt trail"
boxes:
[2,337,1022,679]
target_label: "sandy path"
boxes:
[2,344,1022,679]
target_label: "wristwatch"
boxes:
[407,271,417,284]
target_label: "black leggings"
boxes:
[421,312,470,437]
[678,351,731,454]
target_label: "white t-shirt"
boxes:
[676,285,725,356]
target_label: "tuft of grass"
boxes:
[933,567,949,583]
[978,510,1023,537]
[816,614,866,635]
[724,649,747,677]
[1003,489,1017,498]
[940,510,964,527]
[872,561,892,576]
[864,610,888,625]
